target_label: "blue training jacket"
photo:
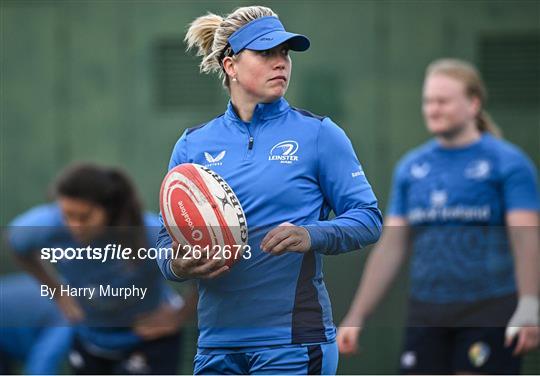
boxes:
[157,97,382,348]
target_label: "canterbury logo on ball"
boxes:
[269,140,299,164]
[215,192,232,211]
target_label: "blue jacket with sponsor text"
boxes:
[387,134,540,303]
[157,97,382,348]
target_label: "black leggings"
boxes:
[70,331,183,375]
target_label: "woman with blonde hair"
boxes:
[337,58,539,374]
[156,5,383,374]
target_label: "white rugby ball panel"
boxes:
[193,165,248,246]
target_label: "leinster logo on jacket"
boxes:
[465,159,491,180]
[269,140,299,164]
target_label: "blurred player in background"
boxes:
[8,163,196,374]
[337,59,539,374]
[0,273,73,374]
[156,5,382,374]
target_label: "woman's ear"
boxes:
[470,95,481,117]
[222,56,236,80]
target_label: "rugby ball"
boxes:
[160,163,248,267]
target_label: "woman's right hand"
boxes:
[56,294,85,323]
[337,316,364,355]
[170,241,230,279]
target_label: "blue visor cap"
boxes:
[228,16,310,54]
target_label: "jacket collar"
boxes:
[225,97,290,123]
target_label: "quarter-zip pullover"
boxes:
[157,97,382,347]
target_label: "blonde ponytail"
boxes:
[184,6,277,88]
[477,110,502,137]
[184,13,224,75]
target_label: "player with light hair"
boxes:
[337,59,539,374]
[156,5,383,374]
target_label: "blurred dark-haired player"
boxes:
[8,163,195,374]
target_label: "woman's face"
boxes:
[422,73,479,137]
[58,196,108,242]
[228,43,291,103]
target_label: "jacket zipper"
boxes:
[244,124,256,160]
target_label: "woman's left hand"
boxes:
[506,326,540,355]
[505,295,540,355]
[260,222,311,255]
